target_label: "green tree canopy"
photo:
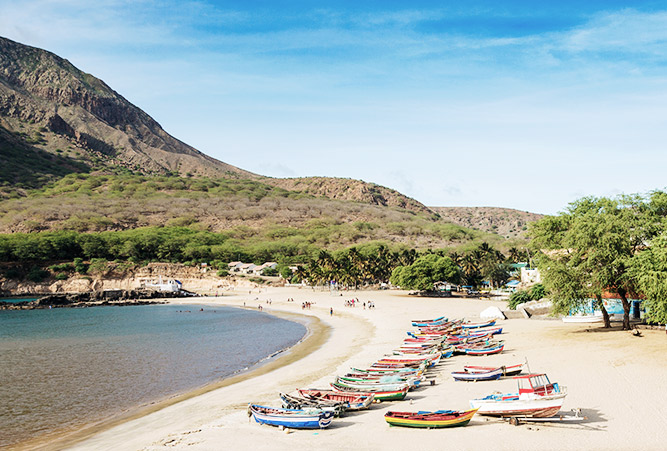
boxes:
[530,194,665,329]
[390,254,460,291]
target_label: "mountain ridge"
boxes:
[0,36,254,181]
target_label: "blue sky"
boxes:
[2,1,667,214]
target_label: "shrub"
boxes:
[49,263,74,272]
[55,272,69,280]
[262,267,279,276]
[217,269,230,277]
[4,267,22,280]
[26,266,49,282]
[508,290,532,310]
[529,283,547,301]
[73,257,88,273]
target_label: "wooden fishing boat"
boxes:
[461,319,496,329]
[350,366,426,376]
[384,408,478,428]
[279,392,347,416]
[469,373,567,417]
[447,333,493,346]
[370,361,426,369]
[331,382,409,401]
[248,404,335,429]
[376,352,441,367]
[465,342,505,356]
[338,374,425,389]
[464,362,526,377]
[448,327,503,339]
[296,389,374,411]
[411,316,447,327]
[333,376,411,392]
[452,367,503,381]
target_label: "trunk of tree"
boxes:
[596,294,611,328]
[618,289,632,330]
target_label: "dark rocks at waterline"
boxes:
[0,289,195,310]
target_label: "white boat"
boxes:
[470,373,567,417]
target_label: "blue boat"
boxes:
[411,316,447,327]
[461,319,496,329]
[451,367,503,381]
[248,404,334,429]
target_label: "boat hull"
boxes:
[331,383,409,401]
[296,389,374,411]
[249,404,334,429]
[384,409,478,428]
[469,393,566,418]
[452,367,503,381]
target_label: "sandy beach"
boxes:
[43,287,667,450]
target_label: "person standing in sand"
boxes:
[330,307,333,316]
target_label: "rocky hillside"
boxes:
[0,36,253,193]
[264,177,432,214]
[0,36,436,216]
[429,207,543,238]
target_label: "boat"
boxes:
[338,374,425,389]
[384,408,478,428]
[461,319,496,329]
[350,365,426,375]
[469,373,567,417]
[331,382,409,401]
[452,367,503,381]
[248,404,335,429]
[376,352,441,367]
[333,376,411,392]
[279,392,347,417]
[464,361,526,377]
[296,389,374,411]
[464,342,505,356]
[411,316,447,327]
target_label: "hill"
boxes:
[0,36,432,216]
[0,174,522,253]
[0,36,531,262]
[429,207,543,238]
[0,36,253,195]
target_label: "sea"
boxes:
[0,303,307,448]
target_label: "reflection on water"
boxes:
[0,304,306,448]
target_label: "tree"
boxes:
[390,254,460,291]
[629,233,667,324]
[530,195,658,329]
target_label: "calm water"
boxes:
[0,304,306,448]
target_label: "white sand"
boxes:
[60,287,667,450]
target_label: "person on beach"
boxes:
[330,307,333,316]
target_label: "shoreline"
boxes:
[11,297,330,451]
[11,287,667,450]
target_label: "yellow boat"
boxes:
[384,408,478,428]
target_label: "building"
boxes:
[520,267,541,285]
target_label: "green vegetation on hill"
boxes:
[0,174,522,254]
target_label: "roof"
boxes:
[513,373,546,379]
[506,280,520,287]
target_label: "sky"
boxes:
[2,1,667,214]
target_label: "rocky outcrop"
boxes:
[265,177,433,215]
[429,206,543,238]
